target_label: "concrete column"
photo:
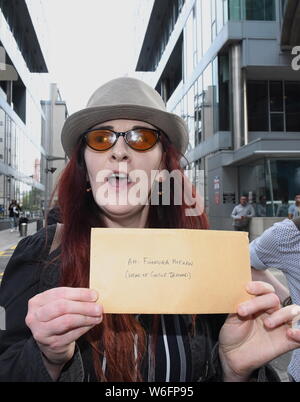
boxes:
[230,43,243,150]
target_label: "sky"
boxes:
[39,0,149,114]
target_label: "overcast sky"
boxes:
[39,0,147,114]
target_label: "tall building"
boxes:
[41,83,68,211]
[136,0,300,233]
[0,1,67,223]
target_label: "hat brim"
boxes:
[61,104,189,157]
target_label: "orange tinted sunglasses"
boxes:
[84,128,161,152]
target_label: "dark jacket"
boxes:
[0,225,280,382]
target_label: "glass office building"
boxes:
[0,0,50,220]
[136,0,300,230]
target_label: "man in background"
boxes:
[231,195,255,233]
[288,194,300,219]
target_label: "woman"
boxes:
[0,77,300,382]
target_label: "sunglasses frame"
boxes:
[84,128,161,152]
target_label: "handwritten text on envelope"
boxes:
[90,228,252,314]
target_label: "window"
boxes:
[245,0,276,21]
[218,54,230,131]
[285,82,300,131]
[270,81,284,131]
[202,0,212,54]
[239,159,300,217]
[196,0,202,62]
[247,80,300,132]
[229,0,276,21]
[228,0,242,20]
[247,81,269,131]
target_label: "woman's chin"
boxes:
[99,204,147,218]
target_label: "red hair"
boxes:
[54,134,209,381]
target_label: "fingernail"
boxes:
[94,304,101,314]
[238,304,248,315]
[90,290,98,301]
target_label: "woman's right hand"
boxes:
[25,287,102,379]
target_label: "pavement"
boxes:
[0,225,295,382]
[0,222,38,283]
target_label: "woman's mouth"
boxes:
[107,172,133,191]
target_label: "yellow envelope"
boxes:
[90,228,252,314]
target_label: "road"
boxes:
[0,228,294,382]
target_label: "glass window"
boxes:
[223,0,229,23]
[187,85,195,149]
[245,0,276,21]
[202,0,212,54]
[202,63,214,139]
[196,0,203,61]
[211,0,217,41]
[212,57,219,133]
[184,9,195,80]
[270,81,284,132]
[239,159,300,217]
[285,82,300,132]
[218,53,230,131]
[247,81,269,131]
[216,0,225,33]
[270,114,284,131]
[195,76,203,145]
[0,108,4,162]
[269,81,283,112]
[228,0,242,20]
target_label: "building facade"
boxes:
[136,0,300,232]
[0,1,67,222]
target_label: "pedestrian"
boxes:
[231,195,255,233]
[288,194,300,219]
[276,196,290,217]
[8,200,19,232]
[256,195,267,217]
[250,217,300,381]
[1,77,300,382]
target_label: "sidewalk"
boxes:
[0,222,37,252]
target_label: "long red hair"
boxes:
[53,134,209,381]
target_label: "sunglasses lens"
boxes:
[86,130,115,150]
[126,129,159,151]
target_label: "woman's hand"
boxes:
[219,281,300,381]
[25,287,102,380]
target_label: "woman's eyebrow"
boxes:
[95,125,114,130]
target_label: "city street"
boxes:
[0,226,293,382]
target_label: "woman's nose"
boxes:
[110,136,130,161]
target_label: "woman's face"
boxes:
[84,119,164,222]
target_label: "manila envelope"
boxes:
[89,228,252,314]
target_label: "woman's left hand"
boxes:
[219,281,300,381]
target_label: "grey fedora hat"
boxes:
[61,77,189,158]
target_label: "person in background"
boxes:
[276,196,290,217]
[288,194,300,219]
[8,200,19,232]
[256,195,267,217]
[231,195,255,233]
